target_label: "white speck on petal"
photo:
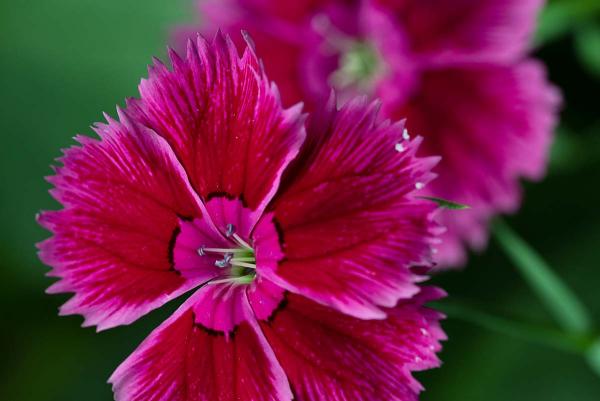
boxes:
[403,128,410,140]
[395,143,405,152]
[415,182,425,190]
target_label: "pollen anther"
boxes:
[197,227,257,279]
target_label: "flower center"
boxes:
[330,41,383,92]
[311,14,384,94]
[198,224,257,285]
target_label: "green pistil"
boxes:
[330,41,382,91]
[199,244,257,285]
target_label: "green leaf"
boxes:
[417,196,470,210]
[436,300,592,354]
[493,219,592,334]
[549,125,600,174]
[575,24,600,79]
[585,338,600,376]
[536,2,576,46]
[535,0,600,46]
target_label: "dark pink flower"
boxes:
[38,33,444,400]
[188,0,561,267]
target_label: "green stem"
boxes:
[437,301,593,354]
[493,219,592,334]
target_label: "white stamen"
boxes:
[232,233,252,250]
[195,223,257,283]
[415,182,425,190]
[403,128,410,140]
[311,13,355,54]
[214,253,233,268]
[395,143,405,152]
[201,247,248,254]
[208,275,255,286]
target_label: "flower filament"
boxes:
[198,224,257,285]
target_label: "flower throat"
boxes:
[198,223,256,285]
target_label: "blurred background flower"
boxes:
[0,0,599,400]
[181,0,562,268]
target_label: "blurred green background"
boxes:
[0,0,599,400]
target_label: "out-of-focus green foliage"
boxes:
[536,0,600,45]
[575,24,600,78]
[493,219,592,334]
[0,1,599,400]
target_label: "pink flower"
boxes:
[188,0,561,267]
[38,33,445,400]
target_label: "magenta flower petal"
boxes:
[263,96,440,319]
[189,0,560,268]
[258,288,445,401]
[191,0,361,107]
[110,285,292,401]
[397,61,560,266]
[37,110,209,330]
[367,0,543,64]
[127,33,305,220]
[201,0,328,24]
[40,33,446,399]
